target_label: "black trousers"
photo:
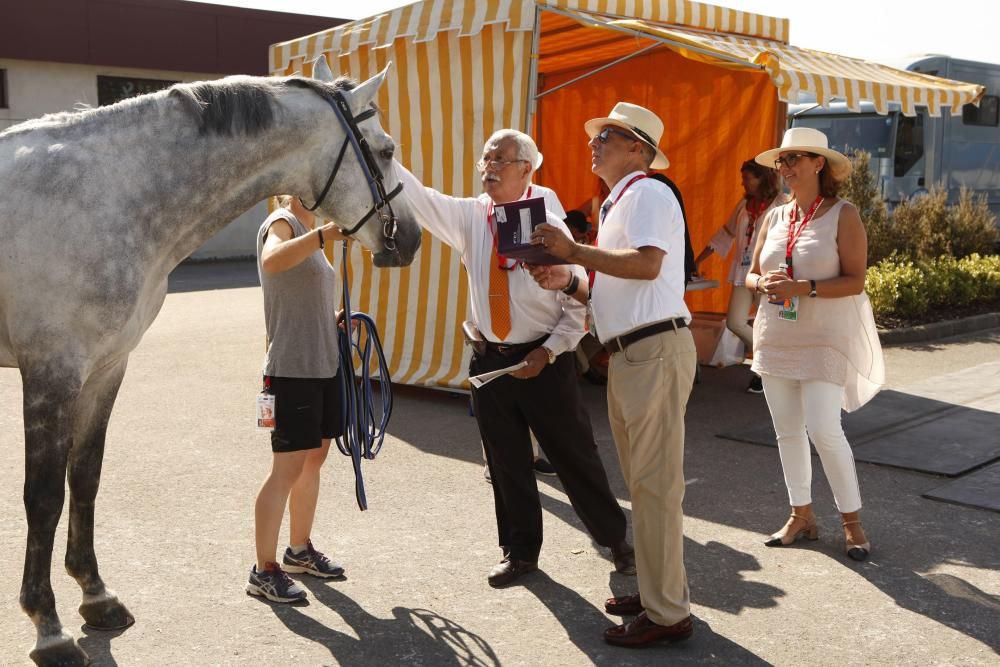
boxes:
[471,345,627,562]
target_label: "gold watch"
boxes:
[541,346,557,364]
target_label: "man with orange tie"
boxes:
[393,129,633,587]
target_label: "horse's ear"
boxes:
[312,55,335,83]
[349,63,392,109]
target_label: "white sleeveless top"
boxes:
[751,199,885,412]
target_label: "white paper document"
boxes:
[468,361,528,389]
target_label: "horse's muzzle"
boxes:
[372,221,422,267]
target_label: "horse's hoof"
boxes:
[79,596,135,631]
[29,635,91,666]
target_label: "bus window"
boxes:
[894,114,924,177]
[792,114,893,157]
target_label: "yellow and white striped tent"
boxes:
[270,0,984,391]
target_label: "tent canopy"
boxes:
[269,0,984,390]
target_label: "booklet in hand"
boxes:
[494,197,568,265]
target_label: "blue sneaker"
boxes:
[246,562,306,603]
[282,541,345,579]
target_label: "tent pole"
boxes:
[525,4,542,133]
[535,43,661,100]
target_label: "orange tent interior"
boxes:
[532,11,782,314]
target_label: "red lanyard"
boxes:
[744,197,768,250]
[487,186,532,271]
[597,174,647,247]
[784,196,823,278]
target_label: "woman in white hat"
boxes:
[745,127,884,561]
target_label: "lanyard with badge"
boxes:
[256,376,276,430]
[588,174,648,337]
[777,196,823,322]
[740,198,768,267]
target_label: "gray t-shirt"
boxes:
[256,209,340,378]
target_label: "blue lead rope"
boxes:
[335,241,393,511]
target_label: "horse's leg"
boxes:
[66,359,134,631]
[20,364,91,667]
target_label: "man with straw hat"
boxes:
[531,102,697,648]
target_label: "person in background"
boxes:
[694,160,787,393]
[745,127,884,561]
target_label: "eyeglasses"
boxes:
[594,127,639,144]
[773,153,817,169]
[475,158,529,173]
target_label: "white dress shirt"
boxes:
[396,163,588,355]
[591,170,692,342]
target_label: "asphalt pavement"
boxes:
[0,262,998,666]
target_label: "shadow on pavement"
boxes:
[77,624,128,667]
[523,572,771,665]
[268,579,500,666]
[168,260,259,293]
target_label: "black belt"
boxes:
[476,336,548,358]
[603,318,687,355]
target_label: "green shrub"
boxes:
[842,150,998,264]
[866,253,1000,320]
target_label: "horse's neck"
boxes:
[152,121,316,270]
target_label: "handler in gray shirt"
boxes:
[246,195,349,604]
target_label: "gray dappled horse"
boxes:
[0,57,420,665]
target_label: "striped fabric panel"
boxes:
[599,22,984,116]
[269,0,787,73]
[278,24,532,390]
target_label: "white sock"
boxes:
[289,544,307,555]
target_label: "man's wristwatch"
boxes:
[541,346,557,364]
[808,279,817,298]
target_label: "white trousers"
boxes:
[761,375,863,513]
[725,284,758,353]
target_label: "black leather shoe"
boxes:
[487,558,538,588]
[610,540,636,575]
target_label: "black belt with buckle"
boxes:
[603,318,687,355]
[476,336,547,358]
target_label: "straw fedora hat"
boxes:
[585,102,670,169]
[755,127,852,181]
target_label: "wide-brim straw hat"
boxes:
[755,127,852,181]
[585,102,670,169]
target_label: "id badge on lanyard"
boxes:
[256,377,276,431]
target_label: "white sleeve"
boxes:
[540,213,587,355]
[393,161,479,253]
[541,188,567,220]
[618,186,679,254]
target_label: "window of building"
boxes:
[962,95,999,127]
[894,113,925,177]
[0,69,8,109]
[97,75,178,107]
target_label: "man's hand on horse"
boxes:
[511,348,548,380]
[525,263,573,292]
[530,223,576,260]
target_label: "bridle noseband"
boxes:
[300,90,404,252]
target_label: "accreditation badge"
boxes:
[256,392,276,431]
[777,296,799,322]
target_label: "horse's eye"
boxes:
[380,147,394,161]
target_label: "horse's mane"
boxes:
[0,75,358,139]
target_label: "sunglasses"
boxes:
[594,127,640,144]
[475,158,529,173]
[773,152,818,169]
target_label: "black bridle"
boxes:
[300,91,404,252]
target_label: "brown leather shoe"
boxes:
[603,612,693,648]
[604,593,643,615]
[487,558,538,588]
[610,540,636,575]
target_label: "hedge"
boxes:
[866,254,1000,319]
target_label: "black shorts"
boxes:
[267,370,345,453]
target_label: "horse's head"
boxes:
[302,59,421,268]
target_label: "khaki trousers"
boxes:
[607,327,696,626]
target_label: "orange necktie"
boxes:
[488,245,512,340]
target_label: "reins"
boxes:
[335,241,393,511]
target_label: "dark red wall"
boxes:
[0,0,344,75]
